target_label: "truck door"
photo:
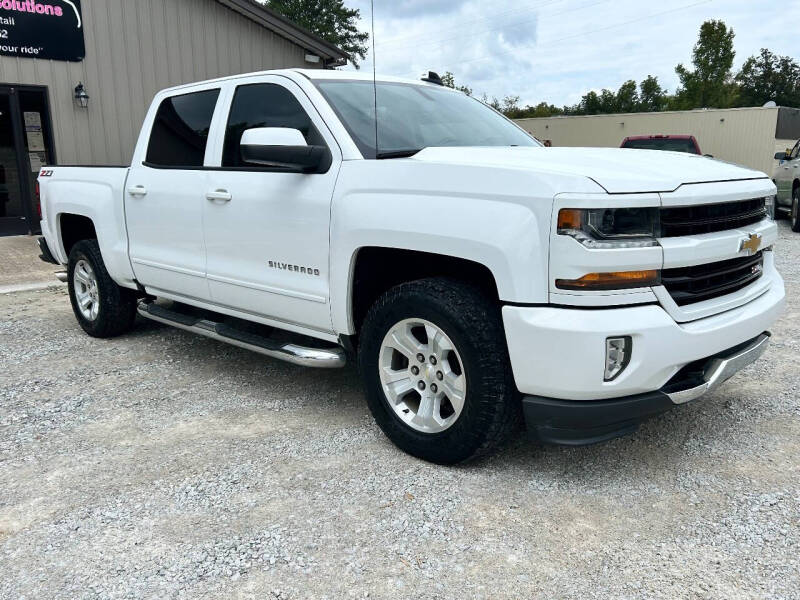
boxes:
[202,77,340,334]
[125,87,223,301]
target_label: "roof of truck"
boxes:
[158,69,445,95]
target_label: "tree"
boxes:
[674,20,736,108]
[736,48,800,107]
[639,75,667,112]
[579,91,603,115]
[616,80,639,113]
[265,0,369,67]
[441,72,473,96]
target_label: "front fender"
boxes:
[329,161,578,334]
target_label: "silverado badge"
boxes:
[739,233,762,256]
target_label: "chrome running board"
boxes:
[55,271,68,283]
[137,301,346,369]
[667,333,771,405]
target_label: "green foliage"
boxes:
[265,0,369,67]
[674,20,737,108]
[441,72,473,96]
[735,48,800,107]
[639,75,667,112]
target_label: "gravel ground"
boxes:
[1,223,799,599]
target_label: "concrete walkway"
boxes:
[0,235,63,293]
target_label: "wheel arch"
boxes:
[344,247,502,337]
[59,212,97,258]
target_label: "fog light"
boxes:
[605,336,632,381]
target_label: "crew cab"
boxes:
[38,70,785,464]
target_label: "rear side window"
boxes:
[146,89,220,167]
[222,83,325,168]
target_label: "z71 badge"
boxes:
[39,169,54,178]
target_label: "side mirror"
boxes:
[774,151,788,161]
[240,127,330,173]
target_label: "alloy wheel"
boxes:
[378,318,467,433]
[73,259,100,321]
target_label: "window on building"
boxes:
[222,83,326,168]
[146,89,220,168]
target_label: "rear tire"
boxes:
[792,189,800,232]
[358,278,521,464]
[67,239,138,338]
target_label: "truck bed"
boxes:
[38,165,135,286]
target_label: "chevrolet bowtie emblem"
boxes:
[739,233,762,255]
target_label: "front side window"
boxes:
[314,80,538,158]
[222,83,326,168]
[791,141,800,160]
[146,89,220,167]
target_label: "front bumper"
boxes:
[523,333,771,445]
[502,264,784,401]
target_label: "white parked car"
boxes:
[37,70,785,463]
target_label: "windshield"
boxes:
[314,80,539,158]
[621,138,699,154]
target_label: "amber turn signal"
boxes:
[556,270,660,291]
[557,208,583,230]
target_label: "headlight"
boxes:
[558,208,660,248]
[765,195,776,221]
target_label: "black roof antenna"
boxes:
[421,71,444,86]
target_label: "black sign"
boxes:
[0,0,85,62]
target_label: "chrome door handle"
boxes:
[206,189,232,202]
[127,185,147,197]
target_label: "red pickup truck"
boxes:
[621,135,702,155]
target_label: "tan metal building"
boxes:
[0,0,347,235]
[517,105,800,179]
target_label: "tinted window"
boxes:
[791,141,800,159]
[621,138,699,154]
[314,80,538,159]
[146,89,220,167]
[222,84,326,167]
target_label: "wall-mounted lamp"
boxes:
[74,82,90,108]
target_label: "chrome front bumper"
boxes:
[666,333,771,404]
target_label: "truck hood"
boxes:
[411,146,768,194]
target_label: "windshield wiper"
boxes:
[376,149,422,159]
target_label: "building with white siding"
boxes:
[517,105,800,184]
[0,0,347,235]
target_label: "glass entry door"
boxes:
[0,85,55,236]
[0,92,30,235]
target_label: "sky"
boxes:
[340,0,800,107]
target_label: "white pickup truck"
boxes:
[38,69,785,464]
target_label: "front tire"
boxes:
[791,189,800,232]
[358,278,520,464]
[67,239,138,338]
